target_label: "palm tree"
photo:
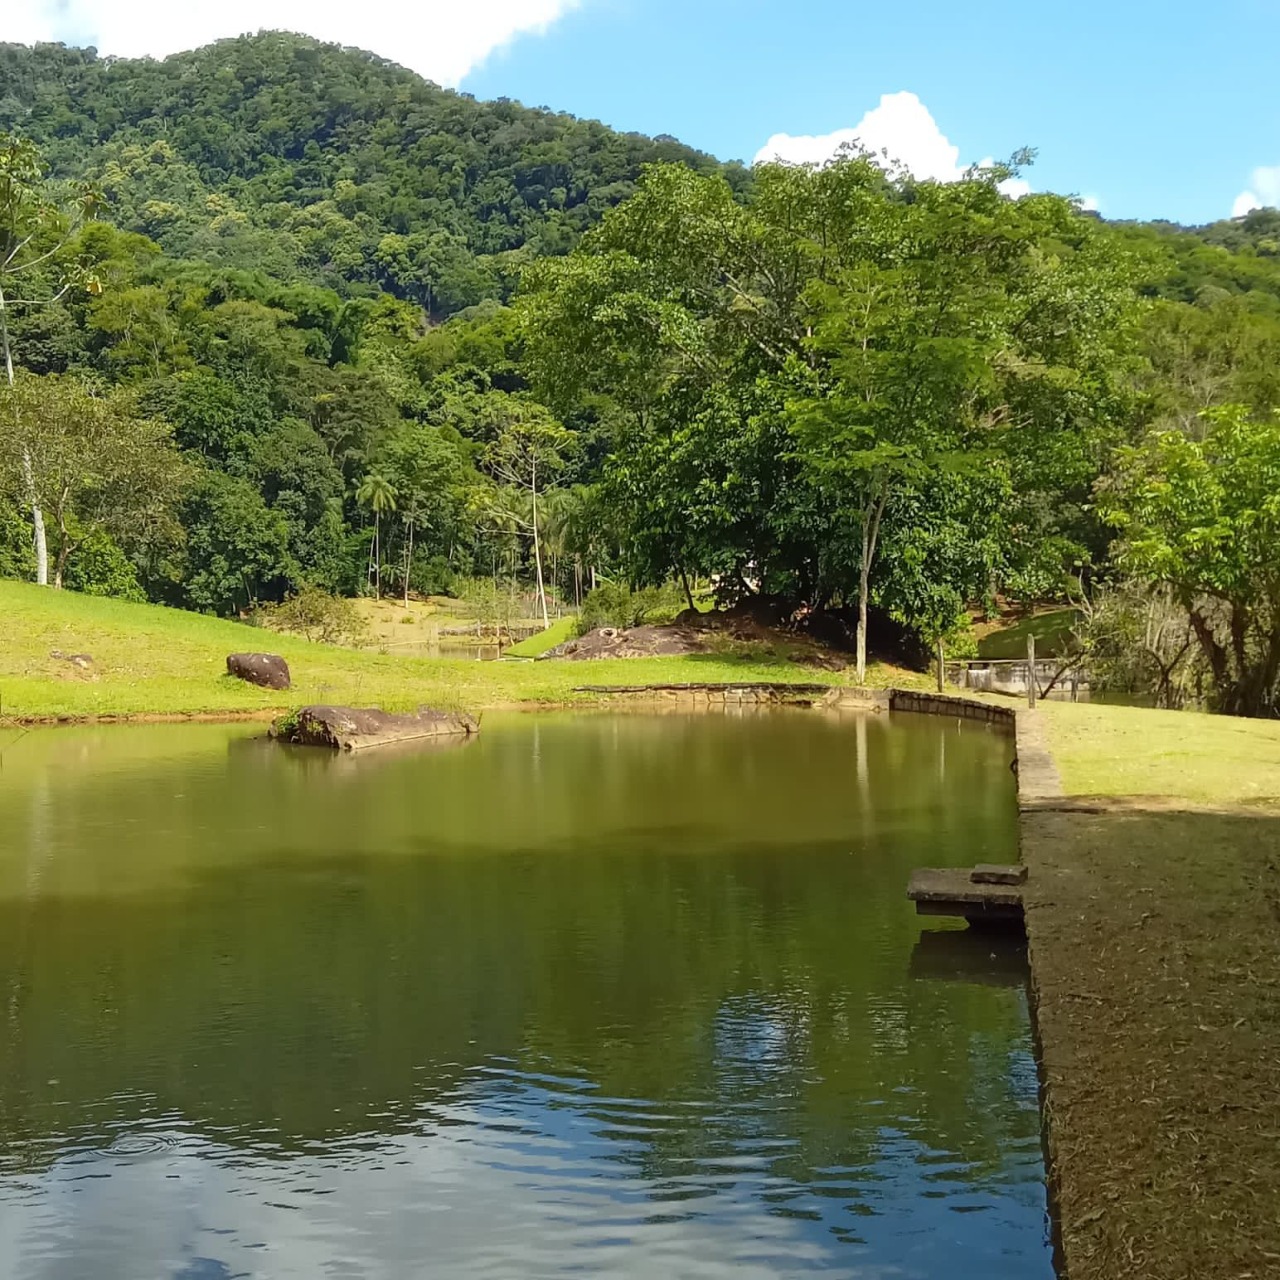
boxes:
[356,472,397,601]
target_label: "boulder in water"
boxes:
[271,705,478,752]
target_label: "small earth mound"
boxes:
[544,609,849,670]
[547,624,706,660]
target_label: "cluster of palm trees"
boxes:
[355,469,609,617]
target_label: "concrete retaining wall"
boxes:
[888,689,1016,728]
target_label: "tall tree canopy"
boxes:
[525,158,1140,674]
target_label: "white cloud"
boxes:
[990,168,1032,200]
[7,0,581,86]
[1233,191,1262,218]
[1077,194,1101,213]
[756,92,962,180]
[1233,165,1280,217]
[755,92,1037,199]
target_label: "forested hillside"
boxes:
[1,32,1279,711]
[0,34,739,312]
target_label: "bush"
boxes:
[456,576,514,635]
[941,619,979,660]
[63,531,145,601]
[575,581,686,636]
[259,586,369,647]
[0,498,35,581]
[409,554,456,598]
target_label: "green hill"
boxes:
[0,33,740,312]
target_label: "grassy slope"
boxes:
[0,582,883,720]
[1025,698,1280,1279]
[503,616,577,658]
[976,607,1078,659]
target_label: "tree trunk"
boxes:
[0,289,48,586]
[403,517,414,608]
[679,566,695,612]
[855,490,888,684]
[856,560,869,683]
[531,460,549,630]
[21,448,49,586]
[53,525,72,589]
[374,512,381,601]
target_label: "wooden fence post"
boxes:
[1027,633,1037,709]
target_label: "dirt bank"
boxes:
[546,606,849,669]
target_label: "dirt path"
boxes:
[1017,711,1280,1280]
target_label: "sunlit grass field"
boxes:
[0,581,867,721]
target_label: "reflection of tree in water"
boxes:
[0,712,1035,1241]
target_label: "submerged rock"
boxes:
[227,652,292,690]
[271,705,479,752]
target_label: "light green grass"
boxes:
[0,581,891,721]
[977,607,1078,659]
[1037,697,1280,806]
[502,615,577,658]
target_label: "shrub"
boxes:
[63,531,146,602]
[0,498,35,581]
[259,586,369,647]
[409,554,456,598]
[575,581,686,636]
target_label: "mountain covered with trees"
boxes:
[1,32,1279,713]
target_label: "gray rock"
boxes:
[271,705,478,751]
[226,652,291,690]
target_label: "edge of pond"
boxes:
[835,686,1073,1278]
[0,676,1074,1277]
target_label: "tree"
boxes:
[480,399,572,629]
[356,472,397,601]
[0,374,185,588]
[0,132,100,585]
[383,423,466,606]
[1098,405,1280,717]
[179,469,295,615]
[526,157,1139,676]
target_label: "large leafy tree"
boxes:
[0,132,100,584]
[526,156,1140,675]
[382,423,468,605]
[1098,405,1280,717]
[0,374,186,589]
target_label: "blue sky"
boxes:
[14,0,1280,223]
[462,0,1280,224]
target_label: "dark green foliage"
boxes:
[62,529,145,601]
[0,34,738,315]
[177,470,295,615]
[576,582,686,635]
[0,497,33,579]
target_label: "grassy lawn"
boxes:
[503,615,577,658]
[976,607,1078,659]
[0,581,883,721]
[1022,698,1280,1279]
[1037,698,1280,807]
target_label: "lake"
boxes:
[0,709,1053,1279]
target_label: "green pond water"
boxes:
[0,709,1052,1279]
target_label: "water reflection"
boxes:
[0,711,1051,1278]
